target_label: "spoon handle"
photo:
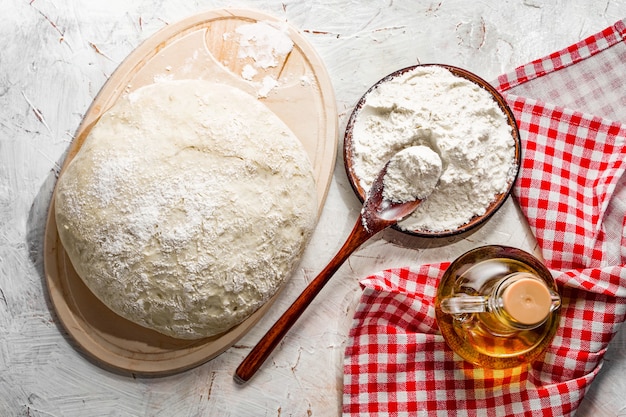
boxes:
[234,216,373,383]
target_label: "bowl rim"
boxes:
[343,63,522,238]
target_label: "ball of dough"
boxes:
[55,80,318,339]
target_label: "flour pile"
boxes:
[351,66,517,233]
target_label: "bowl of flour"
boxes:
[344,64,521,237]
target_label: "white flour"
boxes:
[383,145,442,202]
[351,66,517,233]
[236,21,293,69]
[234,21,293,98]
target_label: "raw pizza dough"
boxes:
[54,80,318,339]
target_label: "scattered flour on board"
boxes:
[351,65,517,233]
[234,21,294,97]
[147,22,297,97]
[236,21,293,68]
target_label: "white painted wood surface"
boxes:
[1,0,625,416]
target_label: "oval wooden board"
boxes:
[43,8,338,376]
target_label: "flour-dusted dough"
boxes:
[55,80,318,339]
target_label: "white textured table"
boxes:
[1,1,625,415]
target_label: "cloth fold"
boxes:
[343,19,626,416]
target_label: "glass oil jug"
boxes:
[435,245,561,369]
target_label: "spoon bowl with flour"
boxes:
[235,146,442,383]
[364,145,442,226]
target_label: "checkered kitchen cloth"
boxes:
[343,19,626,416]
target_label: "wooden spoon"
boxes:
[234,155,437,383]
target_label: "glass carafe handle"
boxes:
[440,295,488,314]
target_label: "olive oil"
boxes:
[435,246,561,369]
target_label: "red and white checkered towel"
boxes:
[343,19,626,416]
